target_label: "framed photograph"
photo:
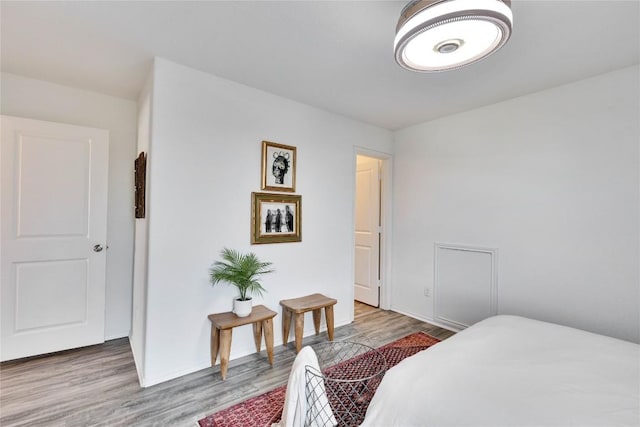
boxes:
[261,141,296,192]
[251,192,301,244]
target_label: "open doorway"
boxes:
[354,154,383,308]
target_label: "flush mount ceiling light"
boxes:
[394,0,513,72]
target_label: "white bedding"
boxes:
[362,315,640,426]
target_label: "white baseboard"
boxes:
[136,317,353,388]
[390,307,462,333]
[128,336,146,387]
[105,332,129,341]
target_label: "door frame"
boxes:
[352,147,393,312]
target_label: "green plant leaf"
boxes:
[209,248,273,300]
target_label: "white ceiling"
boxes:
[1,1,638,130]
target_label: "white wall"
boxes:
[130,71,153,382]
[139,58,392,385]
[0,73,137,339]
[392,65,640,343]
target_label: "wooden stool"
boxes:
[280,293,337,353]
[208,304,277,380]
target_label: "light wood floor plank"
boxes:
[0,303,454,426]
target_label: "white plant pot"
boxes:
[233,298,253,317]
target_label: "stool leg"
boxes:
[211,326,220,366]
[282,309,292,347]
[264,318,274,365]
[325,305,335,341]
[294,312,304,353]
[219,329,232,380]
[312,309,321,335]
[253,321,263,353]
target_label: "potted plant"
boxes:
[209,248,274,317]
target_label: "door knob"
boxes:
[93,244,104,253]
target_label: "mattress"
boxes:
[362,315,640,426]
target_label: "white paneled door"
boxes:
[1,116,109,361]
[354,155,381,307]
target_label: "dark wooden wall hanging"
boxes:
[134,152,147,218]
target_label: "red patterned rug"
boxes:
[198,332,440,427]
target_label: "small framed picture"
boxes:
[261,141,296,192]
[251,192,301,244]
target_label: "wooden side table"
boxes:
[280,293,337,353]
[208,304,277,380]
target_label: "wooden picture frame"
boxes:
[251,192,301,244]
[261,141,296,192]
[134,152,146,218]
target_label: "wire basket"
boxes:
[305,341,387,426]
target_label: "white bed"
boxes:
[362,315,640,426]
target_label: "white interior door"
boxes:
[354,155,381,307]
[1,115,109,361]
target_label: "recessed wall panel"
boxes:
[435,244,497,328]
[354,246,372,287]
[17,135,90,237]
[15,259,88,331]
[355,169,372,232]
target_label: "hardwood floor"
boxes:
[354,300,379,319]
[0,302,454,426]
